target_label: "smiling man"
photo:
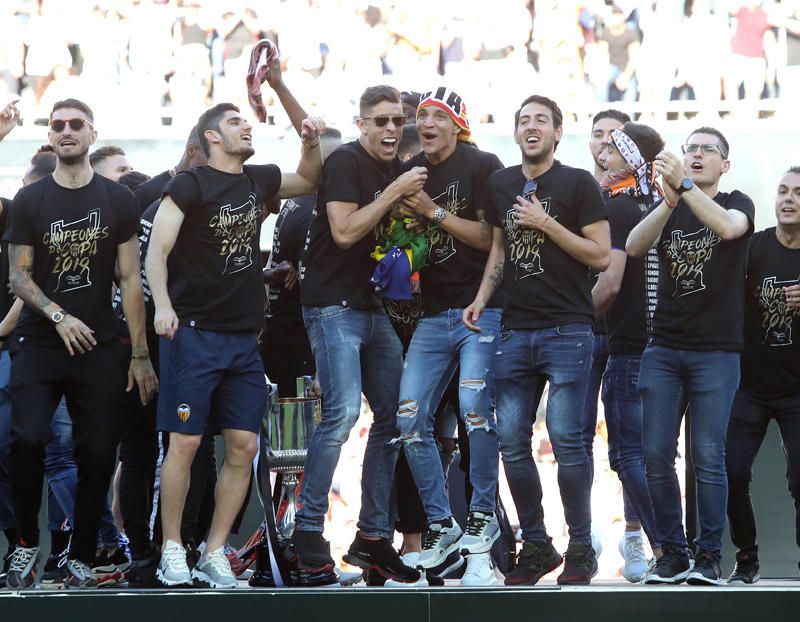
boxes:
[626,126,755,585]
[293,85,427,583]
[464,95,609,586]
[146,100,324,588]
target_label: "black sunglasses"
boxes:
[523,179,537,199]
[361,115,407,128]
[50,118,93,133]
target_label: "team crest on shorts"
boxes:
[177,403,191,423]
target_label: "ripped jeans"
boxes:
[395,308,501,522]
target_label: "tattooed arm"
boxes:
[8,243,97,355]
[462,226,504,332]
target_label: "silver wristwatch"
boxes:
[51,310,66,324]
[431,207,447,225]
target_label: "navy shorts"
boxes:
[157,326,267,435]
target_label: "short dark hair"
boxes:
[51,98,94,123]
[359,85,401,117]
[399,123,422,159]
[784,166,800,176]
[28,146,57,182]
[89,145,126,168]
[687,126,729,159]
[515,95,563,131]
[591,109,630,129]
[620,122,665,161]
[196,103,240,157]
[117,170,151,191]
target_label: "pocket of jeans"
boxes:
[500,329,514,342]
[318,304,351,319]
[555,323,591,337]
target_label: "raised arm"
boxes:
[277,117,327,199]
[145,196,184,339]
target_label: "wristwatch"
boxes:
[51,310,66,324]
[431,207,447,225]
[677,177,694,194]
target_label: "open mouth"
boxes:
[690,162,704,172]
[59,139,77,147]
[525,135,541,146]
[380,137,397,148]
[242,134,252,142]
[422,131,437,141]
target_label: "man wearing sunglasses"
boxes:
[464,95,610,585]
[293,85,427,583]
[626,127,755,585]
[3,98,157,589]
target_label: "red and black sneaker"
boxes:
[286,530,335,573]
[504,540,563,586]
[342,533,420,583]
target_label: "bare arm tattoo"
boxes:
[8,243,56,317]
[488,259,504,288]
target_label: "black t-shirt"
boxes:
[112,200,158,344]
[0,198,14,325]
[134,170,172,214]
[163,164,281,333]
[740,228,800,397]
[404,143,504,316]
[301,140,401,309]
[605,194,650,354]
[485,161,607,330]
[265,194,314,349]
[651,190,755,351]
[3,174,139,346]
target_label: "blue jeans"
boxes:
[582,333,608,469]
[639,345,740,555]
[495,324,594,544]
[297,306,403,539]
[395,308,500,521]
[601,354,659,547]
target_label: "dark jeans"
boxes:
[8,339,125,563]
[582,333,608,471]
[726,388,800,553]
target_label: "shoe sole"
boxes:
[190,568,237,589]
[342,553,420,584]
[727,574,760,585]
[155,568,194,587]
[557,565,599,586]
[504,555,564,586]
[284,548,335,574]
[460,528,501,556]
[644,570,690,585]
[686,571,723,586]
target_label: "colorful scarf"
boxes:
[601,129,662,204]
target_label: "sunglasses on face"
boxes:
[362,115,407,128]
[50,118,93,133]
[681,143,726,158]
[523,179,538,199]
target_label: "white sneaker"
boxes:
[460,511,500,555]
[418,519,463,569]
[618,531,649,583]
[385,552,428,587]
[157,540,192,586]
[191,546,238,588]
[460,553,500,586]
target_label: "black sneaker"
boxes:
[286,530,335,573]
[5,546,40,589]
[727,550,759,584]
[687,549,723,586]
[342,533,420,583]
[557,542,598,585]
[0,546,15,588]
[40,549,69,588]
[504,539,563,586]
[644,544,691,584]
[127,547,161,588]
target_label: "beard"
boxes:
[222,135,255,161]
[56,145,89,166]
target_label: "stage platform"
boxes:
[3,578,800,622]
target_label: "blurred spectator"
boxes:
[724,1,775,114]
[0,5,26,97]
[777,0,800,118]
[23,0,73,104]
[595,4,640,102]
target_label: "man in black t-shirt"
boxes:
[390,87,504,583]
[463,95,610,586]
[3,98,156,590]
[627,126,755,585]
[725,167,800,584]
[292,85,427,583]
[146,95,324,588]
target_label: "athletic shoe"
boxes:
[385,552,429,587]
[5,546,40,589]
[557,542,598,585]
[343,533,420,583]
[0,549,11,588]
[727,551,759,584]
[156,540,193,587]
[460,553,500,586]
[192,546,238,588]
[418,519,463,568]
[460,512,500,555]
[127,548,161,588]
[92,546,130,586]
[286,530,335,573]
[63,558,98,588]
[686,549,723,586]
[504,540,563,586]
[40,548,69,588]
[644,544,691,584]
[619,531,649,583]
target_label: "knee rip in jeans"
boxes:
[436,436,456,455]
[460,378,486,392]
[465,411,491,433]
[397,400,418,418]
[389,431,423,446]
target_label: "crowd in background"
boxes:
[1,0,800,134]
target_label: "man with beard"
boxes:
[89,145,133,183]
[146,101,324,588]
[725,167,800,584]
[4,98,157,589]
[463,95,609,585]
[627,127,755,585]
[291,85,427,583]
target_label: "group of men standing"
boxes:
[0,66,797,591]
